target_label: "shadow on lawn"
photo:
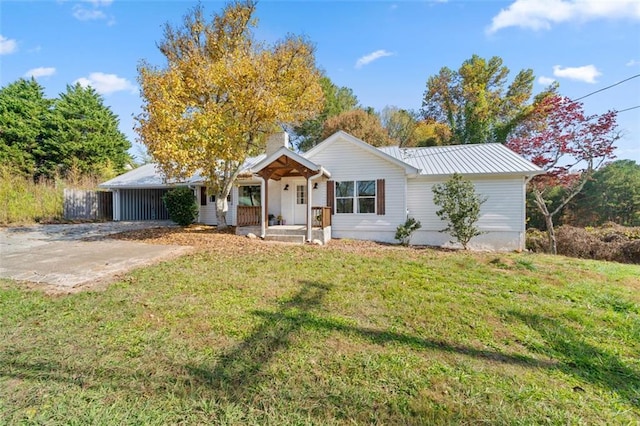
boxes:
[185,280,556,404]
[185,280,331,400]
[506,310,640,409]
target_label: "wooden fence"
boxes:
[63,189,113,220]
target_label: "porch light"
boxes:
[284,184,289,190]
[313,182,318,189]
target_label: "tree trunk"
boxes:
[544,213,557,255]
[213,163,242,231]
[532,188,557,254]
[215,196,228,230]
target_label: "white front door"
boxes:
[293,182,307,225]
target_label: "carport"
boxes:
[100,163,175,221]
[114,188,170,221]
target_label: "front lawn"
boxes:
[1,233,638,424]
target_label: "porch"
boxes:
[236,206,332,244]
[233,145,332,243]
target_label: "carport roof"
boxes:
[100,155,269,189]
[99,163,180,189]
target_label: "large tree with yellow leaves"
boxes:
[136,1,323,228]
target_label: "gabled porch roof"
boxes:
[250,146,331,180]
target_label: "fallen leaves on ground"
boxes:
[108,224,441,259]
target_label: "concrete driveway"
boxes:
[0,221,190,291]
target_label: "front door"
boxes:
[293,182,307,225]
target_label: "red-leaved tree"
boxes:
[507,95,619,254]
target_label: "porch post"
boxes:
[260,176,266,238]
[113,189,120,221]
[307,176,312,242]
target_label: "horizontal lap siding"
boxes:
[407,176,526,250]
[197,186,242,226]
[197,186,217,225]
[307,136,406,241]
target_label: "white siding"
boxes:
[197,185,240,226]
[307,135,407,243]
[267,179,282,218]
[407,176,527,251]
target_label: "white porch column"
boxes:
[259,177,266,238]
[307,169,324,242]
[307,177,313,242]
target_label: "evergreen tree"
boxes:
[0,78,52,177]
[51,83,131,178]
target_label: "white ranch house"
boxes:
[100,131,542,250]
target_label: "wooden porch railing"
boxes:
[237,205,261,226]
[312,206,331,229]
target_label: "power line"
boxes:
[616,105,640,113]
[574,74,640,101]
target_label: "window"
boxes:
[296,185,306,205]
[238,185,260,206]
[335,180,376,214]
[200,188,230,204]
[357,180,376,213]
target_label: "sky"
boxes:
[1,0,639,163]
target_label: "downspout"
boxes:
[307,168,325,242]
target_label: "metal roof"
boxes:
[378,143,543,176]
[99,163,175,188]
[100,155,268,188]
[101,142,542,189]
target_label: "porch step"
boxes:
[263,234,306,244]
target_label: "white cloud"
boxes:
[24,67,56,79]
[74,72,137,95]
[72,5,106,20]
[626,59,640,67]
[538,76,556,85]
[71,0,113,22]
[487,0,640,34]
[552,65,601,83]
[0,35,18,55]
[355,50,394,69]
[85,0,113,6]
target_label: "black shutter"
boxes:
[200,187,207,206]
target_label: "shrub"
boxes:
[527,225,640,264]
[433,173,487,249]
[395,217,422,246]
[526,228,548,253]
[162,186,198,226]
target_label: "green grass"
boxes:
[1,241,639,425]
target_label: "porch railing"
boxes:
[237,205,261,226]
[312,206,332,229]
[237,205,331,228]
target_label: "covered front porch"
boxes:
[234,146,332,243]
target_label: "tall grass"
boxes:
[0,167,63,225]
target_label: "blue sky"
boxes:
[2,0,639,162]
